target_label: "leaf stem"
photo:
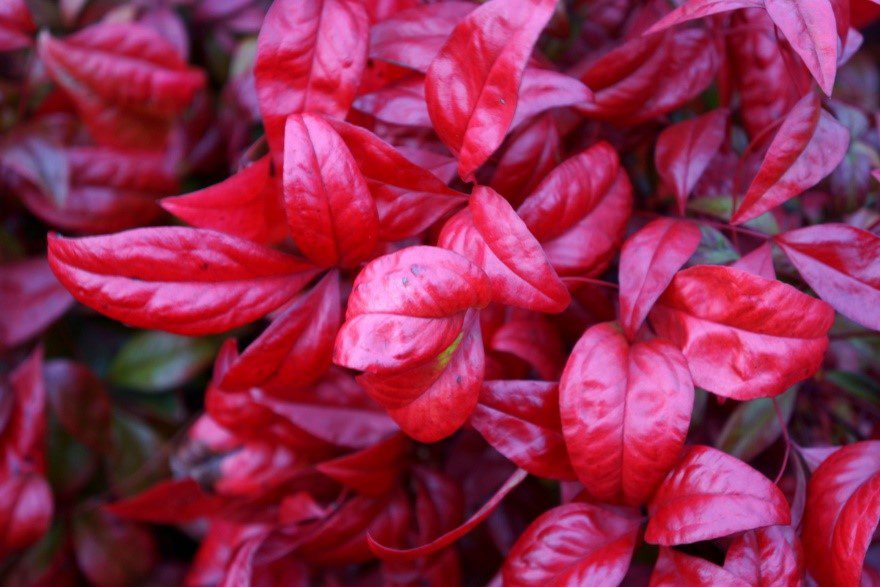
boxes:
[772,397,792,485]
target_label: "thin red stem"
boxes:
[773,397,792,485]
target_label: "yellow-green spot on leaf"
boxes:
[437,332,464,369]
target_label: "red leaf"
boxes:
[490,114,561,207]
[44,360,111,451]
[326,118,467,241]
[727,10,810,139]
[18,146,178,234]
[490,313,565,380]
[356,312,486,442]
[724,526,804,586]
[316,432,408,496]
[650,548,748,587]
[775,223,880,331]
[510,68,592,130]
[72,509,156,587]
[471,380,576,479]
[425,0,558,181]
[650,265,834,399]
[47,228,319,336]
[37,24,204,148]
[368,467,528,561]
[104,478,223,524]
[560,323,694,506]
[731,242,776,280]
[578,29,722,125]
[518,142,633,277]
[221,271,341,395]
[503,502,641,586]
[1,349,45,463]
[283,114,378,268]
[731,93,849,225]
[0,467,52,555]
[645,445,791,545]
[0,258,72,349]
[369,2,476,72]
[645,0,763,33]
[162,156,288,245]
[0,0,34,51]
[618,219,702,340]
[353,76,431,127]
[438,186,570,313]
[254,0,368,156]
[764,0,838,95]
[335,246,491,372]
[655,109,729,215]
[802,440,880,586]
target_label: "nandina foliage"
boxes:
[1,0,880,585]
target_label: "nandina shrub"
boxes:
[1,0,880,584]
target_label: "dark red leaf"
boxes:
[43,360,111,452]
[731,242,777,280]
[18,146,178,234]
[650,265,834,399]
[655,109,729,215]
[471,380,575,479]
[72,509,156,587]
[104,478,223,524]
[37,24,204,148]
[48,228,319,336]
[646,0,762,33]
[368,467,528,561]
[490,313,565,380]
[0,467,52,556]
[316,433,408,496]
[764,0,838,95]
[0,258,72,349]
[221,271,340,395]
[1,350,45,463]
[0,0,34,51]
[490,114,561,207]
[425,0,558,180]
[645,445,791,545]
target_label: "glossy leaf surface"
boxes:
[47,228,318,335]
[776,223,880,331]
[438,186,570,313]
[646,445,791,545]
[425,0,558,180]
[560,323,694,506]
[503,502,641,586]
[283,114,378,267]
[618,218,702,340]
[254,0,369,155]
[650,265,834,399]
